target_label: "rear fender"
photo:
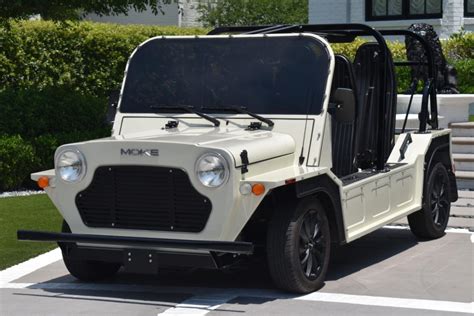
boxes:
[424,134,458,202]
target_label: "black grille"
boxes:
[76,166,212,232]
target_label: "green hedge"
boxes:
[444,31,474,60]
[0,21,207,97]
[2,21,472,97]
[0,22,207,190]
[0,87,107,137]
[30,130,111,173]
[0,135,36,190]
[0,87,110,190]
[1,21,472,97]
[0,21,472,190]
[453,59,474,94]
[332,34,474,93]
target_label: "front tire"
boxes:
[408,162,451,239]
[60,221,121,281]
[267,197,331,293]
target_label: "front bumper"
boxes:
[17,230,254,254]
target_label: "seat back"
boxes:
[353,43,397,169]
[329,55,358,177]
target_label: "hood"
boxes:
[119,127,296,167]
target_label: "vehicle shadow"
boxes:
[327,227,419,280]
[39,227,420,287]
[14,227,420,311]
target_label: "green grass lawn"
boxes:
[0,194,62,270]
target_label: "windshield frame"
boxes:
[116,33,333,117]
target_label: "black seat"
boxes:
[353,43,397,169]
[329,55,358,177]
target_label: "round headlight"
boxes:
[56,150,86,182]
[195,153,229,188]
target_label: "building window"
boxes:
[366,0,443,20]
[466,0,474,17]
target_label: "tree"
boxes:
[198,0,308,27]
[0,0,176,21]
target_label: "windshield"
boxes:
[120,35,330,115]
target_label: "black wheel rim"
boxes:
[298,210,326,281]
[430,171,449,227]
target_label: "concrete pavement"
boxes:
[1,226,473,315]
[393,190,474,230]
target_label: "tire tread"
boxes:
[267,198,330,293]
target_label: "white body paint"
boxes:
[31,34,454,250]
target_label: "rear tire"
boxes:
[267,197,331,293]
[408,163,451,239]
[60,221,121,281]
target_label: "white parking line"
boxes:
[0,248,61,285]
[1,230,473,314]
[384,225,473,234]
[385,225,474,241]
[158,294,237,316]
[1,227,469,285]
[296,292,474,314]
[1,282,472,314]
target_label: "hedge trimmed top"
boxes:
[0,21,208,98]
[1,21,473,97]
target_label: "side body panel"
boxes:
[341,129,452,243]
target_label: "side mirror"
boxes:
[106,90,120,125]
[328,88,356,123]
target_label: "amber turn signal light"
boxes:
[251,183,265,196]
[37,176,49,189]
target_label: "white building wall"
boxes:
[84,1,205,27]
[181,0,204,27]
[85,5,179,26]
[350,0,364,23]
[309,0,473,38]
[442,0,464,36]
[309,0,349,23]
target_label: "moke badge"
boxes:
[120,148,159,157]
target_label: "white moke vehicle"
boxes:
[19,24,458,293]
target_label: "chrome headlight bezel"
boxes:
[195,152,229,188]
[55,149,87,183]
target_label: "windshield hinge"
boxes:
[164,120,179,129]
[247,122,262,130]
[240,150,249,175]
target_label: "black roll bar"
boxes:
[379,29,438,130]
[394,61,429,66]
[245,24,289,34]
[402,79,419,133]
[378,30,436,82]
[419,79,434,132]
[209,24,392,171]
[208,25,274,35]
[207,24,439,168]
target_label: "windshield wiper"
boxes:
[150,105,220,127]
[201,106,274,127]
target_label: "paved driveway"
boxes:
[1,226,473,315]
